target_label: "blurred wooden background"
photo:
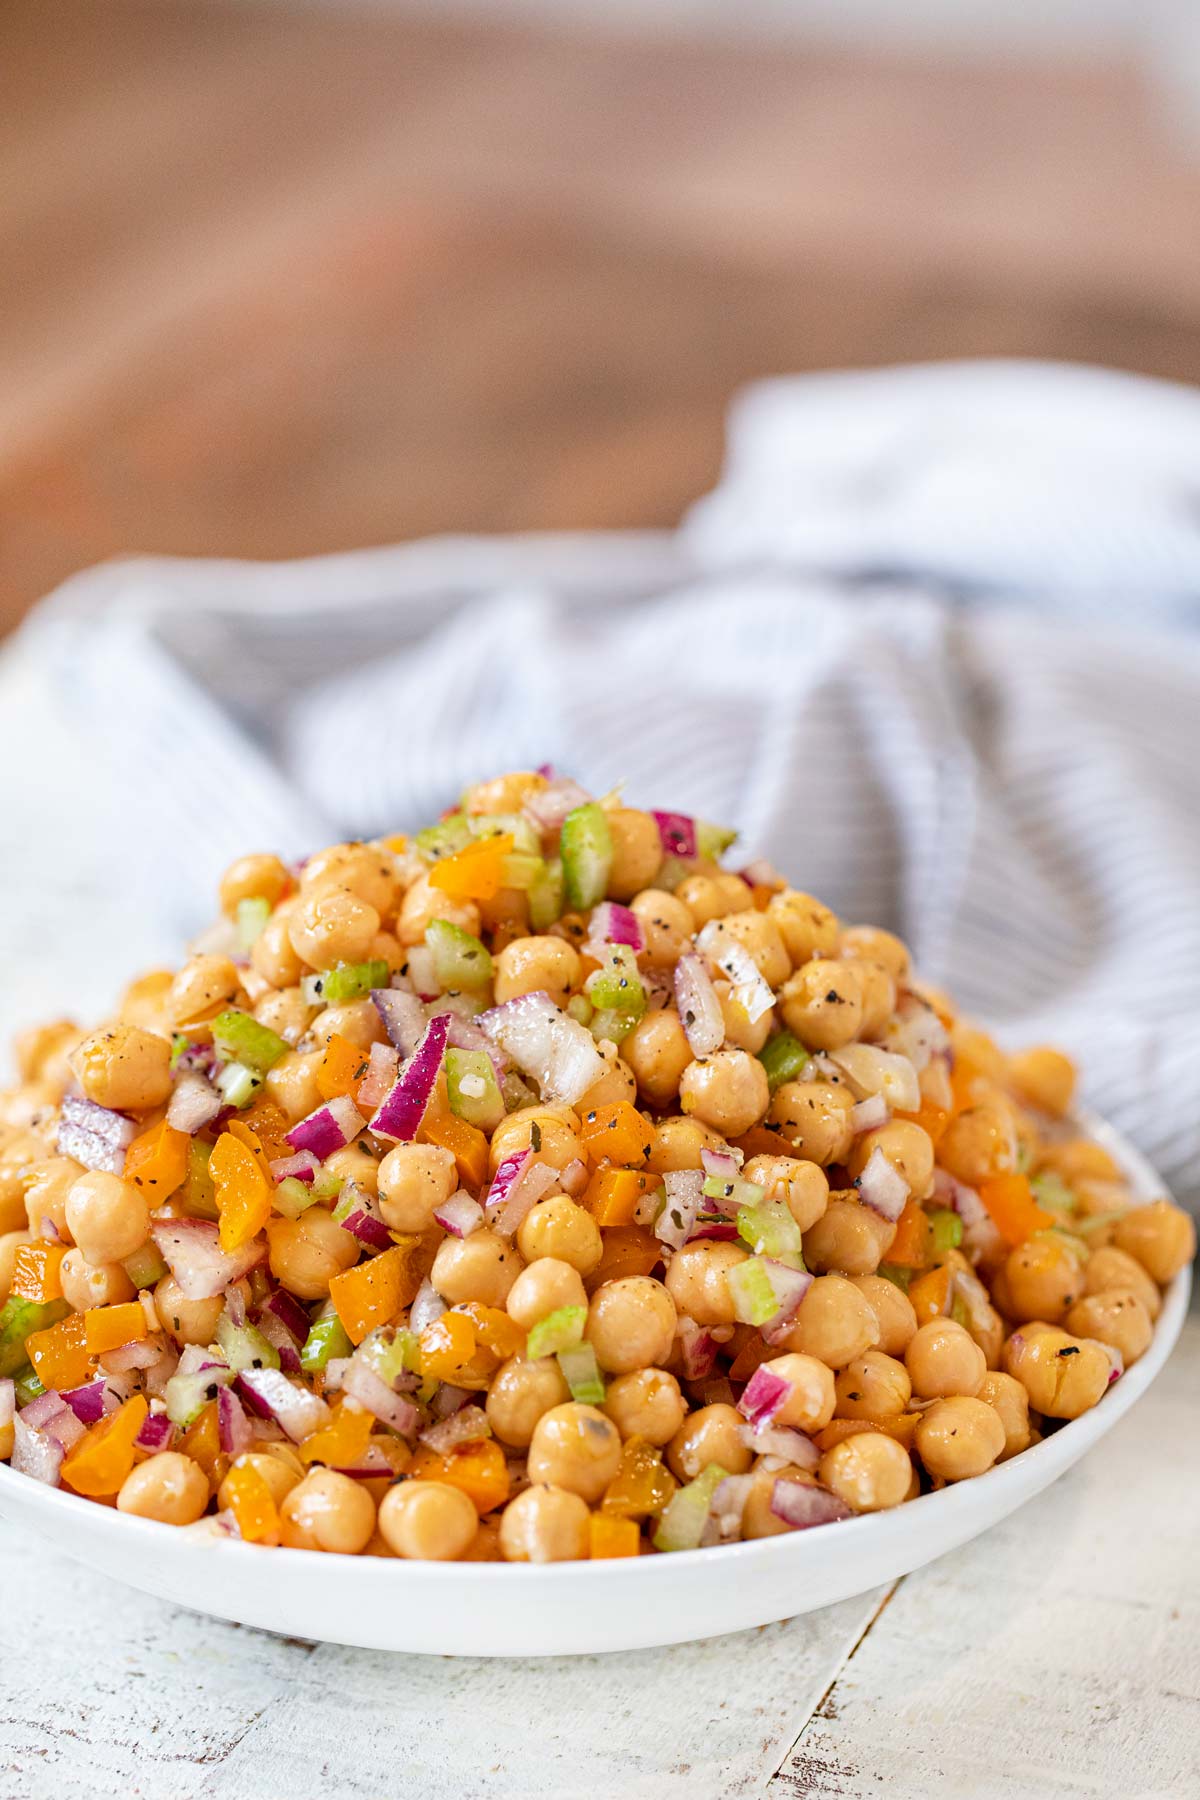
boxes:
[3,0,1200,629]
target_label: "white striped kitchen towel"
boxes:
[2,360,1199,1210]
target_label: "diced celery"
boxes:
[696,820,738,861]
[561,804,613,911]
[302,959,390,1007]
[557,1342,606,1405]
[589,1007,638,1044]
[273,1176,323,1221]
[526,1304,586,1360]
[950,1293,972,1330]
[216,1314,281,1374]
[653,1463,730,1552]
[877,1263,912,1293]
[727,1257,780,1326]
[446,1048,506,1132]
[736,1198,803,1260]
[300,1305,353,1374]
[425,919,493,990]
[0,1296,68,1378]
[500,852,544,891]
[653,856,692,892]
[164,1369,220,1430]
[14,1365,45,1407]
[182,1140,218,1220]
[928,1208,963,1253]
[567,995,594,1027]
[758,1032,811,1094]
[216,1061,261,1109]
[170,1033,193,1070]
[702,1174,765,1210]
[416,814,473,861]
[585,945,645,1018]
[528,858,565,931]
[236,896,271,952]
[123,1242,169,1290]
[360,1325,419,1386]
[1030,1171,1076,1216]
[212,1009,288,1074]
[313,1168,344,1201]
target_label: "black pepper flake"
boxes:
[1058,1345,1081,1357]
[530,1123,542,1152]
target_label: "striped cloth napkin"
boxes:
[2,360,1199,1211]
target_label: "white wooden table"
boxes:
[4,1315,1196,1800]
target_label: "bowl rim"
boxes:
[1,1110,1190,1584]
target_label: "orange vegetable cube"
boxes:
[299,1400,374,1469]
[226,1118,274,1183]
[428,834,514,904]
[0,1420,13,1461]
[590,1513,641,1559]
[585,1225,661,1290]
[84,1302,150,1356]
[240,1097,293,1161]
[886,1199,932,1269]
[179,1399,223,1484]
[978,1174,1054,1248]
[211,1130,273,1253]
[601,1437,676,1519]
[814,1414,920,1454]
[727,1333,772,1384]
[731,1125,802,1164]
[223,1461,281,1544]
[9,1242,66,1305]
[409,1438,510,1515]
[419,1111,489,1195]
[909,1263,954,1327]
[26,1312,92,1392]
[124,1120,191,1199]
[417,1310,478,1381]
[61,1396,148,1497]
[579,1102,654,1168]
[328,1242,420,1345]
[895,1100,951,1147]
[583,1166,659,1228]
[316,1033,372,1104]
[453,1302,525,1363]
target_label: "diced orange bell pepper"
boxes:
[240,1097,293,1161]
[978,1173,1054,1248]
[329,1241,420,1345]
[886,1198,933,1269]
[419,1111,489,1195]
[731,1124,801,1163]
[601,1437,676,1519]
[579,1102,654,1167]
[211,1130,273,1253]
[727,1332,773,1383]
[124,1120,191,1199]
[299,1400,375,1469]
[814,1414,920,1454]
[9,1242,66,1305]
[454,1302,525,1363]
[179,1399,223,1484]
[909,1262,954,1326]
[61,1395,148,1497]
[410,1438,510,1515]
[0,1420,13,1461]
[223,1461,280,1544]
[950,1056,990,1115]
[417,1310,478,1381]
[895,1100,951,1147]
[590,1513,641,1558]
[586,1225,661,1290]
[226,1118,274,1183]
[84,1302,150,1356]
[316,1033,372,1104]
[428,834,514,904]
[26,1312,92,1392]
[582,1165,659,1227]
[382,833,408,855]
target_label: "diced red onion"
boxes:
[832,1045,920,1112]
[255,1312,303,1373]
[135,1409,175,1453]
[739,858,784,888]
[409,1277,446,1334]
[478,991,606,1108]
[370,1013,449,1142]
[655,1169,705,1251]
[559,1157,588,1198]
[286,1094,365,1160]
[433,1190,485,1239]
[0,1379,13,1433]
[12,1416,64,1486]
[430,1382,473,1420]
[420,1403,490,1453]
[739,1422,820,1469]
[856,1146,910,1222]
[523,777,593,837]
[371,988,426,1056]
[55,1120,126,1175]
[167,1071,223,1135]
[260,1287,310,1344]
[933,1167,990,1233]
[688,1219,739,1242]
[235,1368,329,1442]
[485,1151,559,1238]
[677,1317,718,1381]
[60,1095,137,1150]
[19,1390,69,1431]
[673,951,725,1058]
[151,1219,265,1301]
[884,996,950,1072]
[405,944,440,1001]
[696,921,774,1024]
[761,1262,816,1345]
[139,1289,160,1334]
[99,1336,163,1373]
[217,1385,254,1457]
[737,1365,792,1430]
[651,811,698,859]
[710,1473,754,1540]
[178,1343,234,1381]
[1104,1343,1125,1385]
[341,1361,420,1436]
[584,901,644,957]
[850,1094,891,1134]
[337,1181,394,1251]
[700,1146,742,1183]
[356,1042,400,1110]
[269,1151,319,1186]
[769,1479,852,1530]
[224,1284,248,1330]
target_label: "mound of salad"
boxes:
[0,770,1193,1563]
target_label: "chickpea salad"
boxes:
[0,772,1194,1563]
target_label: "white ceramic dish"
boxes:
[0,1114,1189,1656]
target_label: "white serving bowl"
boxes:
[0,1114,1189,1656]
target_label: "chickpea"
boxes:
[767,1080,855,1166]
[629,890,695,969]
[1083,1245,1161,1322]
[606,809,664,900]
[60,1249,135,1311]
[819,1432,912,1512]
[706,912,790,989]
[517,1195,602,1276]
[118,971,175,1032]
[585,1276,677,1374]
[854,964,896,1040]
[667,1403,753,1483]
[0,1229,33,1296]
[577,1039,637,1112]
[251,907,304,989]
[264,1049,324,1123]
[71,1024,172,1113]
[741,1466,821,1538]
[528,1402,622,1503]
[938,1104,1017,1186]
[646,1114,724,1175]
[289,887,380,971]
[1002,1325,1112,1419]
[507,1257,588,1329]
[775,1274,879,1368]
[254,986,317,1047]
[838,925,911,984]
[706,981,769,1056]
[219,1450,302,1512]
[486,1354,571,1447]
[679,1049,769,1138]
[377,1480,478,1561]
[396,873,481,949]
[153,1272,226,1346]
[219,852,292,917]
[65,1172,150,1266]
[22,1157,81,1241]
[493,936,581,1008]
[13,1019,81,1085]
[308,999,386,1051]
[804,1198,895,1277]
[778,960,864,1051]
[676,873,753,927]
[500,1483,591,1562]
[1003,1236,1083,1324]
[603,1367,685,1446]
[1065,1291,1154,1367]
[757,1353,837,1432]
[848,1121,935,1201]
[745,1155,829,1233]
[167,955,242,1026]
[0,1134,41,1233]
[323,1141,382,1199]
[117,1452,210,1525]
[489,1105,581,1176]
[301,842,397,915]
[1113,1201,1196,1286]
[835,1350,911,1419]
[1039,1139,1121,1186]
[851,1274,918,1358]
[377,1143,458,1233]
[915,1396,1006,1481]
[906,1319,987,1399]
[432,1228,523,1307]
[280,1468,376,1553]
[1006,1046,1075,1119]
[767,890,840,966]
[976,1371,1031,1460]
[267,1208,359,1300]
[663,1240,749,1326]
